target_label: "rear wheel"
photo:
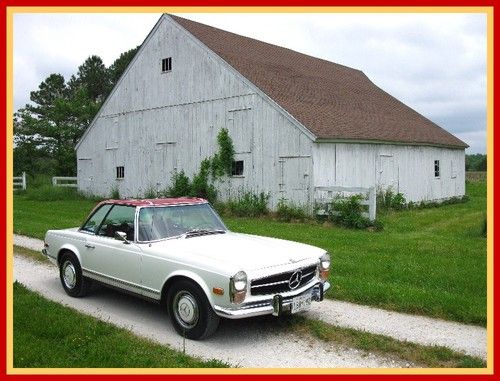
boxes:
[167,280,220,340]
[59,252,91,297]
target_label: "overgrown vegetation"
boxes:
[143,186,158,199]
[329,194,383,230]
[377,189,406,211]
[276,199,308,222]
[220,192,270,217]
[109,186,120,200]
[167,170,191,198]
[376,188,470,212]
[166,128,234,204]
[13,282,228,368]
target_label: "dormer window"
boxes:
[162,57,172,73]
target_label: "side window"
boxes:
[98,205,136,241]
[81,204,113,234]
[434,160,440,178]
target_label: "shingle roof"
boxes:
[170,15,468,149]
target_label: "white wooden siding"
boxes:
[312,143,465,202]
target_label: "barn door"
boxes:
[378,154,398,191]
[77,159,93,194]
[279,157,311,206]
[153,143,177,192]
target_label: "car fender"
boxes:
[163,269,216,307]
[58,243,82,265]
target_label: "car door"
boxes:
[83,204,143,294]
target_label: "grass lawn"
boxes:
[13,282,227,368]
[13,182,487,325]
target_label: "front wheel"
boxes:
[59,252,91,297]
[167,280,220,340]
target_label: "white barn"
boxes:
[76,14,468,208]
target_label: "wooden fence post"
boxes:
[368,186,376,221]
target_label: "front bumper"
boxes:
[213,281,330,319]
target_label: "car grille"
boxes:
[250,265,317,296]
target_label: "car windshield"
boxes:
[138,203,227,242]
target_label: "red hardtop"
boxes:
[98,197,207,208]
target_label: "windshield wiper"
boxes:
[183,229,226,238]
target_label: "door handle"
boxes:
[85,244,95,249]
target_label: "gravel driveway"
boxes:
[14,255,408,368]
[14,234,487,362]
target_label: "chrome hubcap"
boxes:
[62,261,77,289]
[173,291,199,329]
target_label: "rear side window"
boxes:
[81,204,113,234]
[98,205,136,240]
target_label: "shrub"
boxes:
[167,170,191,197]
[391,193,406,210]
[329,194,383,230]
[110,186,120,199]
[225,192,270,217]
[276,199,307,222]
[144,186,158,199]
[377,189,406,210]
[190,159,217,204]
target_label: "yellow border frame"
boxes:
[6,6,494,375]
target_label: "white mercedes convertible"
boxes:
[43,198,331,339]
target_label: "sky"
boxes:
[13,12,487,153]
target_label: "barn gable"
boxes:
[77,15,315,200]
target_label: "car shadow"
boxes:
[88,284,294,341]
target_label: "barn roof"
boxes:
[170,15,468,149]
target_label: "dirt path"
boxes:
[14,234,487,360]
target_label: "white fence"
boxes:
[13,172,26,191]
[314,186,377,221]
[52,176,78,188]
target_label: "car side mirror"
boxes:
[115,231,130,244]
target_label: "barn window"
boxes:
[116,166,125,179]
[161,57,172,72]
[434,160,440,178]
[231,160,244,176]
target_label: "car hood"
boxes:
[145,232,325,272]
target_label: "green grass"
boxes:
[13,282,228,368]
[14,245,49,263]
[13,182,487,325]
[223,182,487,326]
[284,316,485,368]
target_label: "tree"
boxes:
[14,74,95,176]
[108,46,140,86]
[69,55,111,103]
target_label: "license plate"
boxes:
[291,293,312,314]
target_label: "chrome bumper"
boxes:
[214,281,330,319]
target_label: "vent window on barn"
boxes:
[434,160,440,178]
[116,166,125,179]
[231,160,244,176]
[161,57,172,73]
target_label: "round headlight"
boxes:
[232,271,247,292]
[320,253,330,270]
